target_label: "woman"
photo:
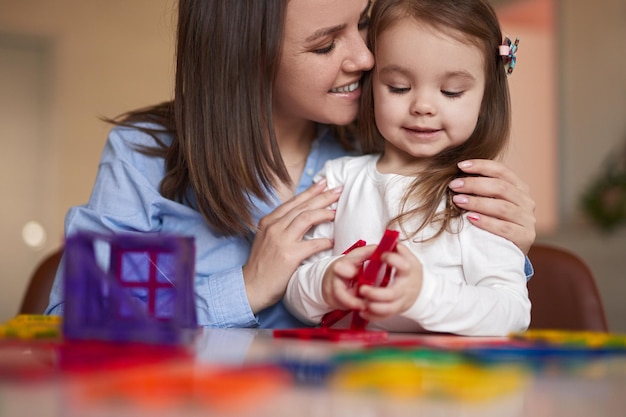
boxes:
[45,0,535,328]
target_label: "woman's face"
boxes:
[273,0,374,129]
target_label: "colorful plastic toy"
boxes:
[330,357,526,401]
[75,362,290,410]
[0,314,61,340]
[62,232,197,345]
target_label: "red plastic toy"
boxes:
[274,229,400,342]
[347,229,399,330]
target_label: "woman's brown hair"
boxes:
[358,0,511,241]
[106,0,289,236]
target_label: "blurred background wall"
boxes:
[0,0,624,331]
[0,0,175,321]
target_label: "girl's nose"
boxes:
[410,92,437,116]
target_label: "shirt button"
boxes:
[307,168,314,176]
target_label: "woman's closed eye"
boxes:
[313,41,336,55]
[358,16,370,32]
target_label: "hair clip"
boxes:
[499,36,520,75]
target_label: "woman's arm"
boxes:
[449,159,536,254]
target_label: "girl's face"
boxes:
[273,0,374,129]
[373,19,486,174]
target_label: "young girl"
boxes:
[284,0,531,336]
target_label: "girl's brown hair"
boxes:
[107,1,288,236]
[358,0,511,240]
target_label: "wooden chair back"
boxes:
[18,249,62,315]
[527,243,608,332]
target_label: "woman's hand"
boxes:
[449,159,536,254]
[243,180,342,313]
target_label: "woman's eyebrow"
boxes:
[306,24,346,42]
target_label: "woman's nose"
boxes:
[343,35,375,73]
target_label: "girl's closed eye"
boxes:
[388,85,410,94]
[441,90,464,98]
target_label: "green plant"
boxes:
[582,140,626,232]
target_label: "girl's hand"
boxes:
[322,245,375,312]
[358,244,423,322]
[449,159,536,254]
[243,180,342,313]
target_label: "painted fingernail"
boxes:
[316,179,327,187]
[332,186,343,194]
[458,161,473,169]
[449,179,464,189]
[453,195,469,204]
[467,212,480,221]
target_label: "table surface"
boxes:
[1,327,626,417]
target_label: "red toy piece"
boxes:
[321,229,400,330]
[273,230,399,342]
[272,327,388,342]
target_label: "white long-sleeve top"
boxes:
[284,154,531,336]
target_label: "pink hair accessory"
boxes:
[500,36,520,75]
